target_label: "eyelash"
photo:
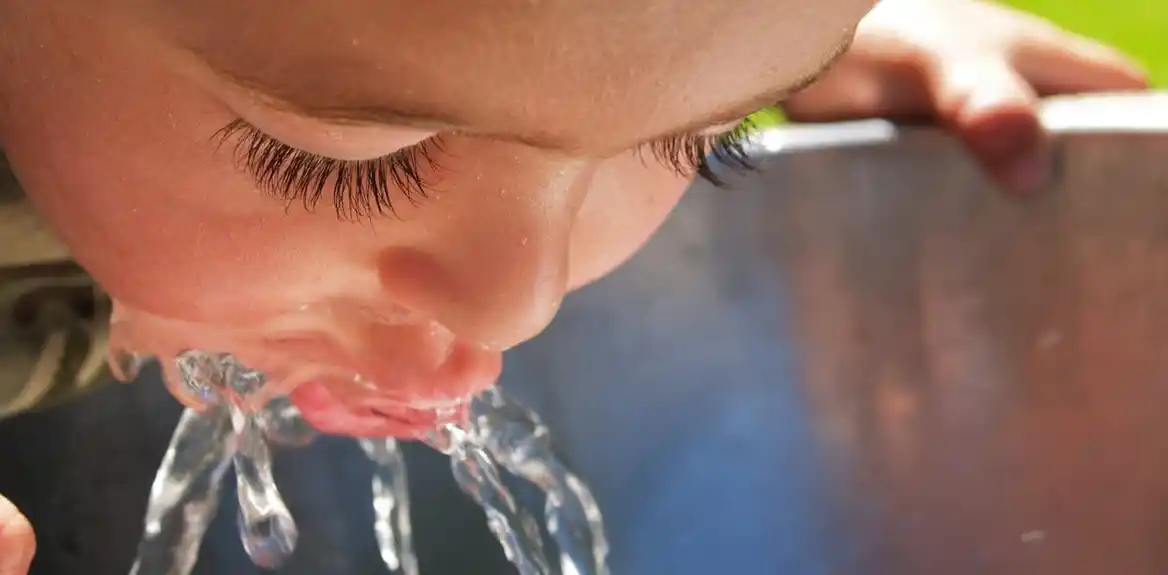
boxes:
[214,118,755,220]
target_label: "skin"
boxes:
[0,0,873,436]
[0,0,1149,571]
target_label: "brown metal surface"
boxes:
[762,126,1168,574]
[508,110,1168,574]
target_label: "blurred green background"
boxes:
[1008,0,1166,85]
[755,0,1165,126]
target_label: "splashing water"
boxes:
[125,351,610,575]
[359,438,420,575]
[228,412,300,566]
[470,389,610,575]
[259,395,319,448]
[128,408,234,575]
[425,423,554,575]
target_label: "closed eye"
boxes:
[214,116,757,221]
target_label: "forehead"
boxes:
[140,0,869,151]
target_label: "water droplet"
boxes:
[258,396,318,447]
[236,507,298,569]
[174,350,226,406]
[129,407,235,575]
[221,355,266,398]
[424,423,553,575]
[224,359,299,569]
[360,438,419,575]
[231,419,298,569]
[1021,530,1047,543]
[471,388,610,575]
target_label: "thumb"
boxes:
[927,58,1049,196]
[0,495,34,575]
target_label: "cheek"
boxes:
[0,11,688,346]
[0,23,374,324]
[567,156,690,290]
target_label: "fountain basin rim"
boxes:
[745,91,1168,156]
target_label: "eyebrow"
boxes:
[198,34,854,153]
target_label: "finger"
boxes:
[780,48,935,123]
[926,58,1049,196]
[0,495,34,575]
[1013,28,1150,95]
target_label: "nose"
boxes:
[375,144,592,350]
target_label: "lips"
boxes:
[290,380,471,438]
[108,300,503,438]
[242,331,503,438]
[286,344,502,438]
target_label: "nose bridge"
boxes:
[376,146,592,349]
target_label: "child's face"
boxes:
[0,0,870,434]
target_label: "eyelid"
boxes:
[215,114,755,222]
[214,118,443,220]
[247,110,436,161]
[694,118,749,137]
[641,116,757,184]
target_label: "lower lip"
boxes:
[289,380,470,439]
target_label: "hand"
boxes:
[0,495,33,575]
[781,0,1149,195]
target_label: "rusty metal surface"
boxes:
[2,93,1168,574]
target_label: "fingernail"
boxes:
[1004,153,1050,196]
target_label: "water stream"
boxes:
[123,352,610,575]
[359,437,419,575]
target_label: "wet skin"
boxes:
[0,0,870,436]
[0,1,1154,572]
